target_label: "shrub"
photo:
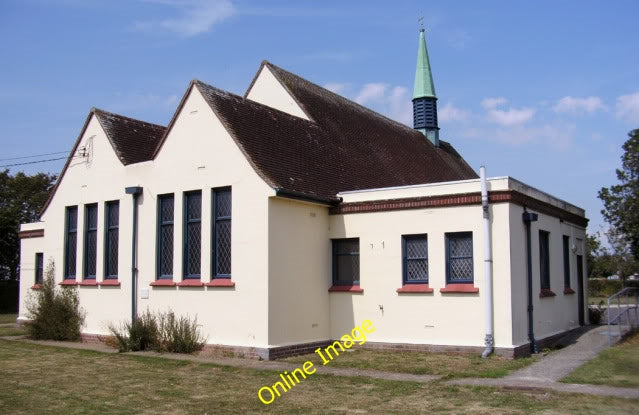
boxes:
[158,311,206,354]
[588,301,605,325]
[26,260,85,341]
[109,310,205,353]
[588,279,639,298]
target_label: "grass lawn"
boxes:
[2,340,638,414]
[561,331,639,388]
[281,348,534,379]
[0,326,27,337]
[0,313,18,324]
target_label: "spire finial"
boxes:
[418,16,424,32]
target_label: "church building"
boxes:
[18,29,588,358]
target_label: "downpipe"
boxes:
[481,166,494,358]
[125,186,143,323]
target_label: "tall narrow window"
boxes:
[445,232,474,284]
[83,204,98,279]
[563,235,571,289]
[332,238,360,286]
[183,191,202,279]
[539,230,550,290]
[402,235,428,284]
[104,201,119,279]
[64,206,78,280]
[35,253,44,285]
[212,187,232,278]
[157,194,174,279]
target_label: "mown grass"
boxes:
[562,331,639,388]
[281,347,535,379]
[0,314,18,324]
[0,326,27,337]
[1,339,637,414]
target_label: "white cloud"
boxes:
[439,103,469,122]
[323,83,348,95]
[134,0,235,37]
[553,96,606,114]
[460,122,576,150]
[480,97,535,126]
[355,83,388,105]
[616,92,639,123]
[481,97,507,109]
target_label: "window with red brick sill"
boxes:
[540,288,556,298]
[440,283,479,293]
[397,284,433,293]
[397,234,431,293]
[330,238,361,292]
[205,279,235,287]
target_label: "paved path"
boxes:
[448,325,639,399]
[2,326,638,398]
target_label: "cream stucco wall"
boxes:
[245,65,310,120]
[327,202,515,348]
[19,87,275,348]
[508,204,587,346]
[267,197,331,346]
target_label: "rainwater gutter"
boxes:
[125,186,143,322]
[480,166,494,358]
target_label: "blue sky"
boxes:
[1,0,638,236]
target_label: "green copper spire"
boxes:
[413,28,436,99]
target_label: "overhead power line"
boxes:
[0,150,69,161]
[0,156,68,168]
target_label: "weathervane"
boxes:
[418,16,424,32]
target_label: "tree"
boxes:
[0,169,56,280]
[599,129,639,260]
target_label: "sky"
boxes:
[1,0,638,236]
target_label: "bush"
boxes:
[588,302,605,325]
[26,261,85,341]
[109,310,205,354]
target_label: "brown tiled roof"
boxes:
[93,108,166,165]
[195,61,477,203]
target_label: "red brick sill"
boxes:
[31,284,42,290]
[150,280,177,287]
[177,280,204,287]
[99,280,121,287]
[539,288,557,298]
[440,284,479,293]
[79,280,98,286]
[563,287,576,295]
[59,280,78,286]
[205,279,235,287]
[397,284,434,293]
[328,285,364,293]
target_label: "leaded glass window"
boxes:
[332,238,359,286]
[35,253,44,285]
[64,206,78,279]
[540,230,550,290]
[83,204,98,279]
[157,194,174,279]
[183,191,201,278]
[446,232,473,284]
[105,201,119,279]
[403,235,428,284]
[212,187,231,277]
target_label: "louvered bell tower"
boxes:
[413,27,439,147]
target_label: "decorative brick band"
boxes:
[18,229,44,239]
[330,190,588,227]
[199,340,333,360]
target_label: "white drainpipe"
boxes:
[481,166,494,358]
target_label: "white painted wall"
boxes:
[267,197,331,345]
[245,65,310,120]
[19,86,275,348]
[327,202,514,348]
[508,204,587,346]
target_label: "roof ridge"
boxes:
[91,107,166,130]
[195,79,317,124]
[264,61,422,138]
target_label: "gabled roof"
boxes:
[93,108,166,165]
[40,108,166,216]
[194,61,477,203]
